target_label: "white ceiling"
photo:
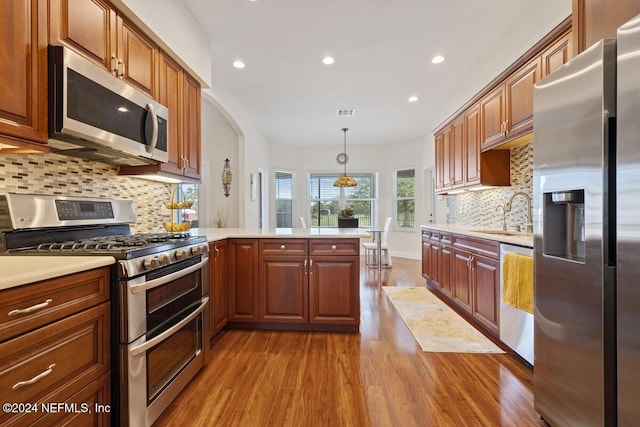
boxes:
[183,0,571,147]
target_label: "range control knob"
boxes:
[191,246,202,255]
[143,257,160,270]
[175,249,188,260]
[158,254,170,266]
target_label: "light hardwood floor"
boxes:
[154,258,543,427]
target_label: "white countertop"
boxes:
[193,227,372,242]
[421,224,533,248]
[0,256,116,291]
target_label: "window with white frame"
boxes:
[308,173,376,228]
[394,168,415,229]
[275,171,293,228]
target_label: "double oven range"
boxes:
[0,193,209,426]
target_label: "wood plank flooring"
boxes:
[154,258,544,427]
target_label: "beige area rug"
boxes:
[382,286,505,354]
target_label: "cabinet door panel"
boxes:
[440,245,452,298]
[422,239,430,279]
[429,243,440,287]
[182,74,201,179]
[473,255,499,334]
[451,117,465,187]
[0,0,48,144]
[228,240,259,322]
[259,256,308,323]
[464,105,480,185]
[542,31,572,77]
[118,17,155,96]
[506,57,541,137]
[442,127,453,189]
[480,86,505,149]
[452,249,472,314]
[434,133,444,191]
[157,54,184,176]
[210,241,228,336]
[309,256,359,325]
[52,0,114,69]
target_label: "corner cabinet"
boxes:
[423,229,499,337]
[228,238,360,332]
[0,0,49,147]
[0,267,111,426]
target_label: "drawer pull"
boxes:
[280,245,286,251]
[8,299,53,316]
[331,245,337,251]
[12,364,56,390]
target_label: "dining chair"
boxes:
[363,216,392,268]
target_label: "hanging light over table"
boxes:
[334,128,357,187]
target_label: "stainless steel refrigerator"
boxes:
[533,14,640,427]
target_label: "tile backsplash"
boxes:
[0,152,173,233]
[446,142,533,231]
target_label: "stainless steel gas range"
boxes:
[0,193,209,426]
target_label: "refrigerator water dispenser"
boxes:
[543,190,585,262]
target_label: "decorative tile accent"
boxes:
[0,152,174,233]
[446,142,533,231]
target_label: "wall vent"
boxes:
[336,108,355,117]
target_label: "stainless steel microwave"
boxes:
[47,45,169,166]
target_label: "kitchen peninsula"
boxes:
[196,227,371,335]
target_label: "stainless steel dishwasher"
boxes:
[499,243,534,365]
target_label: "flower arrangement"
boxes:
[338,205,354,218]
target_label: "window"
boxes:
[308,173,376,228]
[394,168,415,229]
[275,171,293,228]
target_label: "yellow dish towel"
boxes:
[502,252,534,314]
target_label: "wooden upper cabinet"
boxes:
[573,0,640,54]
[464,104,480,185]
[451,116,465,188]
[182,73,202,180]
[157,54,184,176]
[50,0,156,97]
[441,126,453,189]
[504,56,542,138]
[542,30,573,77]
[116,16,156,96]
[480,85,506,150]
[434,132,444,191]
[49,0,115,69]
[0,0,48,146]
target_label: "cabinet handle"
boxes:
[304,259,308,275]
[309,259,313,275]
[12,364,56,390]
[8,299,53,316]
[280,245,286,251]
[331,245,337,251]
[215,246,220,260]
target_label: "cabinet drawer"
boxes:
[440,232,452,245]
[0,303,110,418]
[0,267,110,342]
[309,239,359,256]
[259,239,308,255]
[429,231,441,242]
[452,235,500,259]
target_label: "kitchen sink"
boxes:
[471,229,532,237]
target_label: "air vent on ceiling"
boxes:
[337,108,355,117]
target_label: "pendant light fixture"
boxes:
[334,128,357,187]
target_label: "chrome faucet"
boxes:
[505,191,533,233]
[496,204,507,231]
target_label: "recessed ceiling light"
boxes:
[431,55,445,64]
[322,56,335,65]
[233,60,245,69]
[408,96,419,102]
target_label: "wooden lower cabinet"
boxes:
[209,240,229,337]
[0,267,111,426]
[259,255,308,323]
[227,238,360,332]
[309,255,359,326]
[228,239,259,322]
[422,229,500,337]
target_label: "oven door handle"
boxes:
[129,296,209,357]
[129,258,209,294]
